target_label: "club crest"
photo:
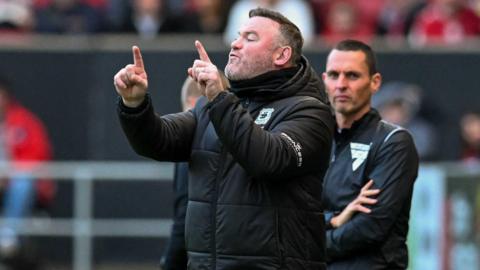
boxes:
[350,142,371,171]
[255,108,274,125]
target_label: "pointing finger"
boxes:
[195,40,211,63]
[132,46,144,69]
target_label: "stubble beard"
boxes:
[225,54,276,81]
[334,95,371,118]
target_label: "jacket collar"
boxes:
[228,56,328,103]
[335,109,381,142]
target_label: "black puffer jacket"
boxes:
[118,57,334,270]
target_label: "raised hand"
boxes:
[113,46,149,108]
[330,179,381,228]
[188,40,226,101]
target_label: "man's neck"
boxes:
[335,107,371,130]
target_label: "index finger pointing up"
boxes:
[132,45,144,69]
[195,40,211,63]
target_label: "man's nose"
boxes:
[335,75,348,90]
[231,37,242,50]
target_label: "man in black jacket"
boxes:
[114,8,334,270]
[321,39,419,269]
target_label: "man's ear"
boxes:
[370,73,382,94]
[273,46,292,66]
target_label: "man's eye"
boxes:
[347,73,359,79]
[328,73,338,79]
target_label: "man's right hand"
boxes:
[113,46,148,108]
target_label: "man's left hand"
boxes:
[330,179,380,228]
[188,40,226,101]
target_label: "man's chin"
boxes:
[334,106,351,115]
[225,69,244,81]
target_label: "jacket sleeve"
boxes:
[117,94,196,162]
[325,131,419,259]
[207,92,334,180]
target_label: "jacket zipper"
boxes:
[242,98,250,107]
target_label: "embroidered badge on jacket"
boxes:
[350,142,371,171]
[255,108,274,125]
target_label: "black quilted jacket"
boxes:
[118,57,334,270]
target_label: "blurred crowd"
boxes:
[0,0,480,47]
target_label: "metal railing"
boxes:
[1,161,479,270]
[0,161,174,270]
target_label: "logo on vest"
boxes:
[350,142,371,171]
[255,108,274,125]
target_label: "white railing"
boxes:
[0,161,175,270]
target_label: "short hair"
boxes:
[332,39,378,75]
[180,77,203,111]
[249,8,303,65]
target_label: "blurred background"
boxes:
[0,0,479,269]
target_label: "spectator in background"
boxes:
[120,0,171,37]
[180,0,230,34]
[346,0,385,33]
[104,0,131,31]
[165,0,185,15]
[83,0,106,9]
[33,0,106,8]
[373,81,438,161]
[159,77,203,270]
[472,0,480,15]
[312,0,384,40]
[0,74,54,269]
[0,0,34,33]
[34,0,105,33]
[459,111,480,163]
[410,0,480,46]
[321,1,374,45]
[224,0,315,45]
[376,0,427,43]
[119,0,225,37]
